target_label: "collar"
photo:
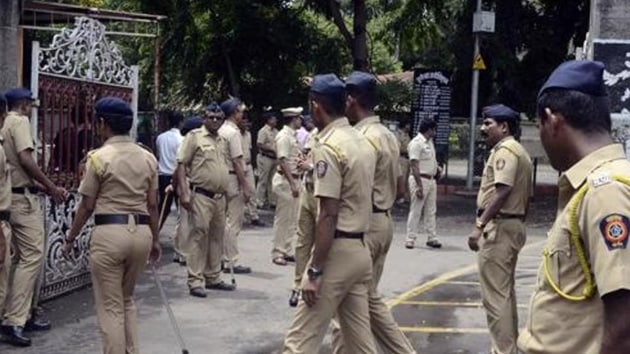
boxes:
[169,127,180,133]
[562,144,626,189]
[282,125,296,134]
[201,125,219,137]
[224,120,238,130]
[415,132,428,143]
[104,135,133,145]
[319,117,350,137]
[354,115,380,130]
[492,136,515,151]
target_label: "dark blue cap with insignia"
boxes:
[5,88,35,103]
[95,97,133,118]
[206,101,224,115]
[538,60,607,98]
[181,116,204,135]
[221,98,243,117]
[345,71,377,92]
[482,104,519,122]
[310,74,345,99]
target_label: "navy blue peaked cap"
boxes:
[310,74,345,100]
[221,98,242,117]
[482,104,519,122]
[538,60,607,98]
[345,71,377,93]
[5,88,35,103]
[95,97,133,118]
[181,116,204,135]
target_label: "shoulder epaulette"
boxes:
[87,150,104,176]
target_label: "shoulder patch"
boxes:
[592,173,612,188]
[599,214,630,250]
[316,160,328,178]
[495,158,506,171]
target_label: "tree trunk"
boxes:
[352,0,369,71]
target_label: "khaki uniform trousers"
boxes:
[0,221,11,314]
[173,205,190,260]
[478,219,526,354]
[293,184,317,290]
[332,212,415,354]
[89,223,152,354]
[187,192,226,288]
[399,157,410,201]
[405,176,437,242]
[271,173,299,259]
[223,176,245,264]
[282,239,376,354]
[255,155,276,206]
[245,165,260,221]
[3,194,44,327]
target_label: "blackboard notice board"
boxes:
[411,69,451,165]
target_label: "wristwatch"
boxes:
[307,266,324,281]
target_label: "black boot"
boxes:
[1,325,32,347]
[289,290,300,307]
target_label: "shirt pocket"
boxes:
[543,220,572,290]
[200,144,217,161]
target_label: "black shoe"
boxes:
[0,325,32,347]
[284,255,296,263]
[173,255,180,263]
[223,265,252,274]
[179,260,187,266]
[205,281,236,291]
[250,219,265,227]
[24,317,51,332]
[426,240,442,249]
[289,290,299,307]
[189,287,207,298]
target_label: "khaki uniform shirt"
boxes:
[519,144,630,354]
[257,124,278,155]
[1,111,35,187]
[398,130,410,155]
[276,125,300,175]
[0,134,11,211]
[78,136,158,214]
[177,125,229,193]
[408,133,437,176]
[355,116,400,210]
[241,130,252,164]
[218,120,244,172]
[312,118,376,233]
[476,136,532,215]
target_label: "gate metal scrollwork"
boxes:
[33,16,139,301]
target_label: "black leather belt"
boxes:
[229,171,236,175]
[372,205,389,213]
[94,214,150,225]
[420,173,434,180]
[191,185,224,199]
[12,187,38,194]
[0,211,10,221]
[476,208,524,220]
[400,152,409,159]
[261,151,276,159]
[334,230,363,239]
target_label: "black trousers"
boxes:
[158,174,178,229]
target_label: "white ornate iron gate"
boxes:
[31,16,139,301]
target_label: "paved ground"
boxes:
[0,194,556,354]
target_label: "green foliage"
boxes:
[377,79,412,113]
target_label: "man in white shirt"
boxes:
[156,111,184,234]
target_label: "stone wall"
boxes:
[0,1,19,91]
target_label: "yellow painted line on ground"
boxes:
[443,280,479,286]
[399,300,528,309]
[387,239,546,309]
[399,326,488,334]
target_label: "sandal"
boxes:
[272,257,288,266]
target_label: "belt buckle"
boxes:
[214,193,224,199]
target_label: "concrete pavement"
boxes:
[0,194,555,354]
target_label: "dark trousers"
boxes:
[158,174,178,229]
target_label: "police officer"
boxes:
[0,88,68,347]
[256,111,279,209]
[271,107,302,266]
[63,97,161,354]
[238,115,264,226]
[404,119,442,249]
[177,103,235,297]
[519,60,630,353]
[282,74,377,353]
[330,71,415,354]
[397,122,411,203]
[289,125,318,307]
[219,98,252,274]
[467,104,532,354]
[0,94,12,323]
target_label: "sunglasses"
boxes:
[206,115,224,121]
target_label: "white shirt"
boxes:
[296,127,310,149]
[156,128,183,175]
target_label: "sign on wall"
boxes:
[411,69,452,165]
